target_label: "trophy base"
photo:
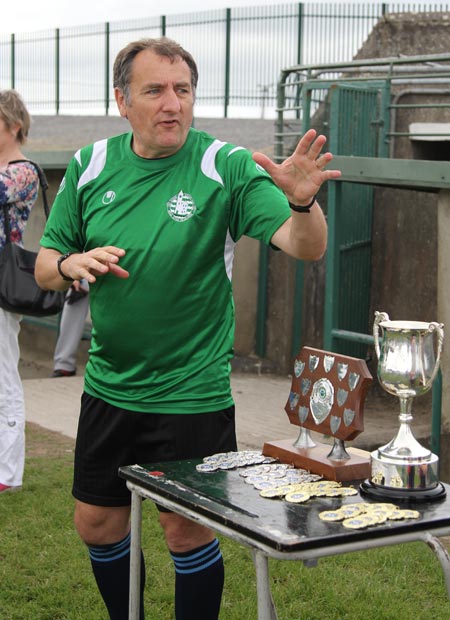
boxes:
[369,448,440,490]
[262,438,370,482]
[360,479,446,503]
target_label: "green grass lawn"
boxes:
[1,423,450,619]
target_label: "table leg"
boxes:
[252,550,278,620]
[425,533,450,598]
[129,489,143,620]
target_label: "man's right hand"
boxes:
[35,246,129,292]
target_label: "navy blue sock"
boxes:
[88,532,145,620]
[170,538,224,620]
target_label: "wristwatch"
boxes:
[57,252,75,282]
[289,194,317,213]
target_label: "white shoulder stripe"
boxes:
[74,149,82,165]
[228,146,245,156]
[77,139,108,190]
[201,139,227,186]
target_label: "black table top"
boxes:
[119,460,450,554]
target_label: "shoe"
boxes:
[51,369,76,378]
[0,483,21,493]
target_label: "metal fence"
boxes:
[1,2,449,118]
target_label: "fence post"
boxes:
[297,3,303,65]
[10,34,15,89]
[105,22,110,115]
[161,15,166,36]
[295,4,304,119]
[224,8,231,118]
[55,29,60,115]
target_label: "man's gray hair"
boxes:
[113,37,199,104]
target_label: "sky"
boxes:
[4,0,445,35]
[1,0,446,34]
[0,0,293,34]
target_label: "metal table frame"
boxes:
[123,470,450,620]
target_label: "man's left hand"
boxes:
[252,128,341,206]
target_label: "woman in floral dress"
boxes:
[0,90,39,493]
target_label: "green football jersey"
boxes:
[41,128,291,413]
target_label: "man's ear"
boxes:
[114,88,128,118]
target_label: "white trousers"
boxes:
[0,308,25,487]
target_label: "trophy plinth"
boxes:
[360,312,446,503]
[263,347,373,482]
[263,439,372,482]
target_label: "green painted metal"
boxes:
[297,3,303,65]
[161,15,166,36]
[330,329,374,346]
[105,23,110,116]
[224,8,231,119]
[275,54,449,454]
[291,261,304,358]
[10,34,14,89]
[323,178,340,351]
[326,84,381,357]
[327,155,450,190]
[55,29,60,115]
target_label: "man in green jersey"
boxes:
[35,37,341,620]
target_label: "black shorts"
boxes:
[72,392,237,507]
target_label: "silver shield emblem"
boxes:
[310,378,334,425]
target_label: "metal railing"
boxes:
[1,2,449,118]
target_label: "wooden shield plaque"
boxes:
[263,347,373,481]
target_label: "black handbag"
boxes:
[0,160,65,317]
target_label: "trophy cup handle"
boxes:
[373,311,390,359]
[428,322,445,385]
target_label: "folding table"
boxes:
[119,460,450,620]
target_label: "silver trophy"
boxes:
[360,311,446,502]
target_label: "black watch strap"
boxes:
[57,252,75,282]
[289,194,317,213]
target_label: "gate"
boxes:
[324,82,389,357]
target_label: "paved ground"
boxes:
[20,356,431,456]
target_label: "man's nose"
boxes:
[161,88,181,111]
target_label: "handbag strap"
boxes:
[1,159,50,245]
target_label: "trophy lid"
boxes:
[379,319,435,331]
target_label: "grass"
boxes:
[2,423,450,619]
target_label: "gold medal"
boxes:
[260,487,286,499]
[339,487,358,496]
[285,491,311,503]
[319,510,344,522]
[339,505,364,518]
[342,516,372,529]
[395,509,420,520]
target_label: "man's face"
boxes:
[115,49,194,159]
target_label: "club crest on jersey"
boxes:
[167,191,197,222]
